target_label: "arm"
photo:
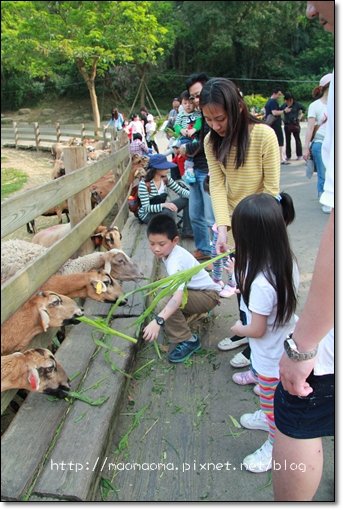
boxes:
[262,129,281,195]
[303,117,316,160]
[231,312,267,338]
[279,210,334,395]
[143,289,183,342]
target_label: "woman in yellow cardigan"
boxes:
[201,77,280,360]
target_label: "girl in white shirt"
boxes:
[229,192,299,473]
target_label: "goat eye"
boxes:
[49,298,61,307]
[46,365,56,373]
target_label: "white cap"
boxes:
[147,114,154,122]
[319,73,333,88]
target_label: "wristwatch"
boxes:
[284,335,318,361]
[155,315,165,327]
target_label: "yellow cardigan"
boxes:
[205,123,280,232]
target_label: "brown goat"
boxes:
[91,225,122,251]
[1,291,84,355]
[1,348,70,398]
[40,270,125,304]
[90,172,116,207]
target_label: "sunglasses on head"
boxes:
[189,92,201,101]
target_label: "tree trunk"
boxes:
[76,57,101,137]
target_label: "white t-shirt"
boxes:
[163,245,221,292]
[316,70,334,375]
[320,70,334,209]
[307,99,328,140]
[240,265,300,379]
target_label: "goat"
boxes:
[39,270,126,304]
[90,172,116,208]
[1,240,143,283]
[26,201,70,235]
[1,348,70,398]
[129,154,149,185]
[51,158,65,180]
[60,249,144,281]
[1,291,84,355]
[91,225,122,251]
[31,224,122,250]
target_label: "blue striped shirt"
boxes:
[138,177,190,221]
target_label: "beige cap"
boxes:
[319,73,333,87]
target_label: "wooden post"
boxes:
[63,146,93,256]
[13,122,19,148]
[56,122,61,142]
[34,122,41,151]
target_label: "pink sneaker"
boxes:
[232,370,258,385]
[219,284,236,298]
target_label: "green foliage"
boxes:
[1,168,28,199]
[1,1,334,111]
[243,94,268,112]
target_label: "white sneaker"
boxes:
[230,351,251,368]
[253,384,261,396]
[240,409,269,432]
[217,336,249,351]
[243,440,273,473]
[321,205,331,214]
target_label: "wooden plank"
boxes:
[0,321,99,501]
[32,319,138,501]
[1,159,131,324]
[1,144,130,237]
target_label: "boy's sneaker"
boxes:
[219,284,236,298]
[217,336,248,351]
[232,369,258,385]
[240,409,269,432]
[168,336,201,363]
[242,440,273,473]
[229,351,250,368]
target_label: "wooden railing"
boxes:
[1,139,131,325]
[1,121,117,150]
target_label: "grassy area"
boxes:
[1,168,28,199]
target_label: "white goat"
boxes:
[1,348,70,398]
[32,224,122,250]
[1,240,143,283]
[1,291,83,355]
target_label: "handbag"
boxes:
[265,113,277,126]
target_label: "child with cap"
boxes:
[137,154,193,238]
[143,214,221,363]
[171,139,186,180]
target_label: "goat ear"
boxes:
[92,280,107,294]
[28,369,40,391]
[39,308,50,332]
[104,260,112,274]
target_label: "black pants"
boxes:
[284,123,302,159]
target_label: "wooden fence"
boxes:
[1,138,132,412]
[1,121,117,150]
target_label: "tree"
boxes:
[2,1,175,132]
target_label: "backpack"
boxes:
[128,179,151,217]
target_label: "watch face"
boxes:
[156,316,164,326]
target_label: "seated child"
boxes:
[143,214,221,363]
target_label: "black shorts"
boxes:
[274,372,334,439]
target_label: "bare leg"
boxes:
[272,428,323,501]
